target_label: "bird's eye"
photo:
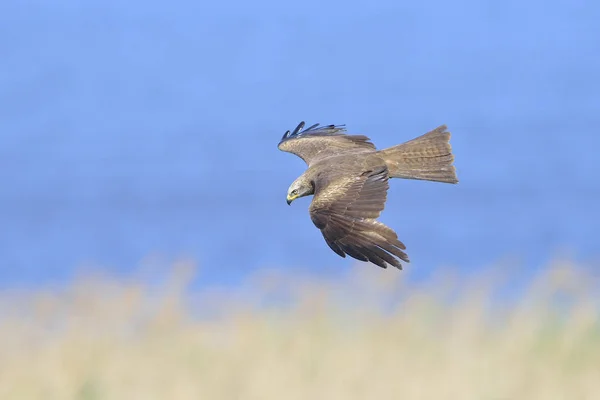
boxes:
[291,189,298,195]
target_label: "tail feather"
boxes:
[378,125,458,184]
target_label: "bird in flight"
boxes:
[278,122,458,270]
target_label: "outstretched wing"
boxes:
[278,121,375,166]
[309,165,409,269]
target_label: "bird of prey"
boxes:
[278,121,458,270]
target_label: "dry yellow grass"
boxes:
[0,259,599,400]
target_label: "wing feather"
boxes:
[278,121,375,166]
[309,165,409,269]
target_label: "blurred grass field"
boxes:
[0,259,599,400]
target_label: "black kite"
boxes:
[278,122,458,270]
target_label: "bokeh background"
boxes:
[1,0,599,398]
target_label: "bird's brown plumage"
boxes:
[278,122,375,166]
[278,121,458,269]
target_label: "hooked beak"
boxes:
[286,193,297,205]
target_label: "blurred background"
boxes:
[1,0,599,398]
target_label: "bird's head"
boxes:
[286,177,314,205]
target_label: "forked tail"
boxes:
[378,125,458,184]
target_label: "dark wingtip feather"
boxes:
[292,121,305,136]
[279,121,347,144]
[280,121,304,141]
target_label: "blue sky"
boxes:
[1,0,599,286]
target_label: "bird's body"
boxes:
[278,122,458,270]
